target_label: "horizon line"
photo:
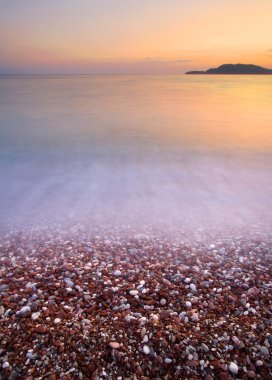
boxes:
[0,73,189,77]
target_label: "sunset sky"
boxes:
[0,0,272,74]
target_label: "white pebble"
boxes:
[129,290,139,296]
[54,318,61,324]
[142,335,149,343]
[143,345,150,355]
[190,283,197,292]
[31,312,41,321]
[228,362,239,374]
[160,298,167,306]
[150,314,159,321]
[191,312,199,322]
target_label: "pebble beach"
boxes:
[0,224,271,380]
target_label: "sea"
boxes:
[0,75,272,232]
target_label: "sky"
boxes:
[0,0,272,74]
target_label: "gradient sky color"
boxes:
[0,0,272,74]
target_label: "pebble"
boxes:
[142,335,149,343]
[54,318,61,324]
[64,278,74,287]
[191,312,199,322]
[189,283,197,292]
[16,306,31,318]
[267,335,272,345]
[113,270,122,277]
[246,371,256,378]
[81,318,91,325]
[160,298,167,306]
[201,343,209,352]
[2,362,9,369]
[228,362,239,374]
[109,342,120,349]
[143,345,150,355]
[232,336,241,346]
[34,325,47,334]
[129,290,138,296]
[260,346,269,356]
[0,285,8,292]
[31,312,41,321]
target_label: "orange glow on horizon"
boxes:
[1,0,272,74]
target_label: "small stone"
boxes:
[256,360,263,367]
[190,283,197,292]
[2,362,10,369]
[232,336,241,346]
[0,305,5,315]
[246,371,256,379]
[143,345,150,355]
[164,358,172,363]
[267,335,272,345]
[228,362,239,375]
[260,346,269,356]
[142,335,149,343]
[31,312,41,321]
[201,343,209,352]
[64,278,74,287]
[16,306,31,318]
[54,318,61,324]
[81,318,91,325]
[160,298,167,306]
[34,325,47,334]
[185,301,192,308]
[191,312,199,322]
[186,360,199,367]
[113,270,122,277]
[109,342,120,349]
[0,285,8,292]
[129,290,138,296]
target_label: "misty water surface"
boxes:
[0,75,272,229]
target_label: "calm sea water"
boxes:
[0,75,272,229]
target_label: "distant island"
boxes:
[186,63,272,75]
